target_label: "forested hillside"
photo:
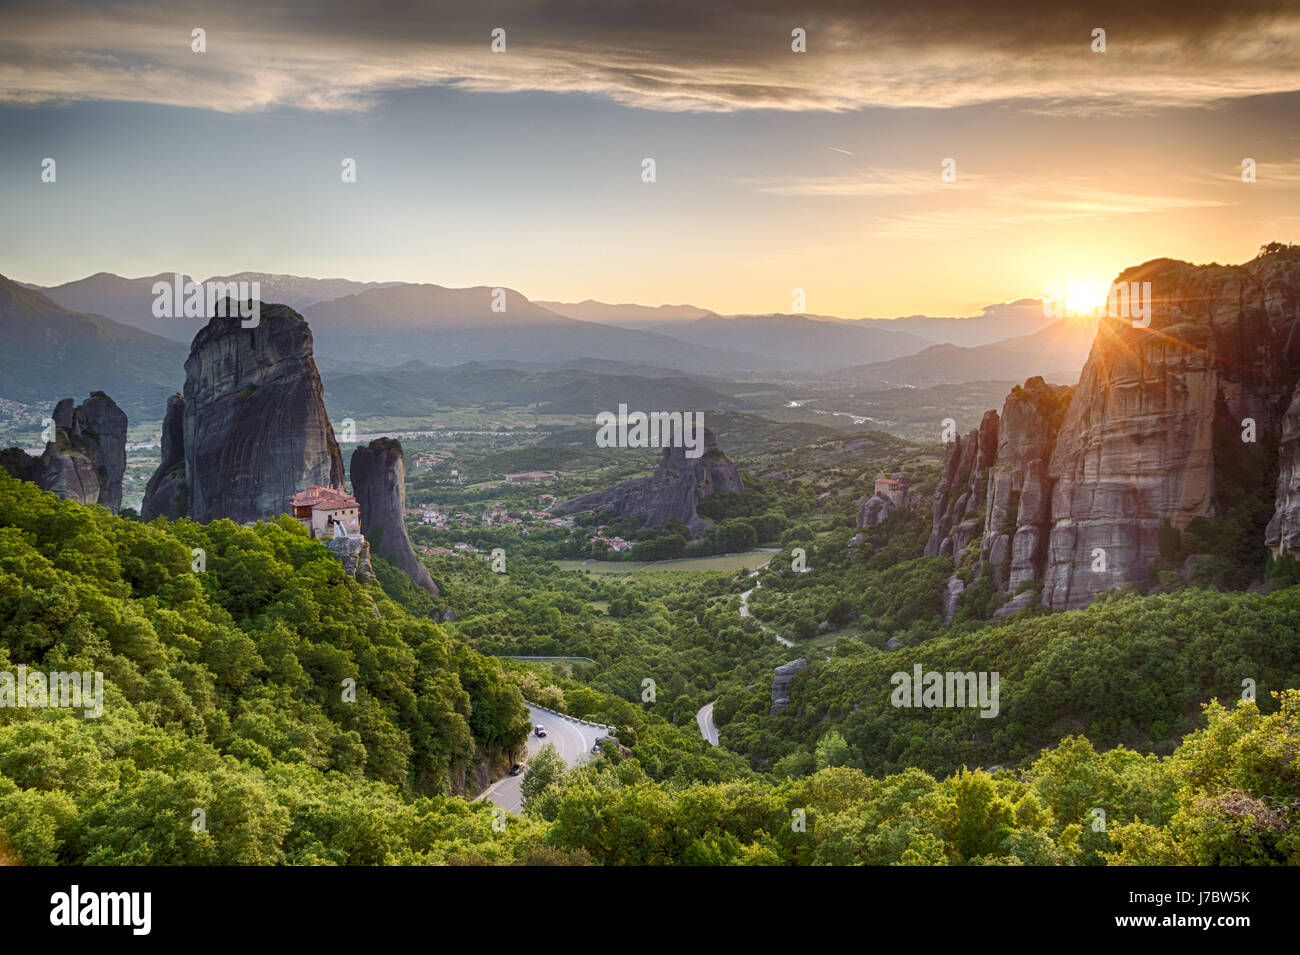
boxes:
[4,468,1297,865]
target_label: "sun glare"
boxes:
[1063,278,1109,317]
[1043,275,1110,320]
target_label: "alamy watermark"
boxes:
[0,666,104,718]
[596,405,705,458]
[890,665,999,718]
[151,274,260,328]
[50,885,150,935]
[1042,278,1152,328]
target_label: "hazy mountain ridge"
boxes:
[828,318,1099,387]
[626,312,934,368]
[0,275,186,419]
[299,283,781,373]
[31,271,408,342]
[25,270,1067,374]
[534,299,717,323]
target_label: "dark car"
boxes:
[508,763,523,776]
[534,724,547,737]
[592,738,603,754]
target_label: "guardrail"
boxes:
[524,700,618,734]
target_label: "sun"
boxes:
[1062,278,1109,317]
[1043,275,1110,319]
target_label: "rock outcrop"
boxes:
[1047,255,1299,608]
[923,248,1300,615]
[979,378,1072,592]
[142,301,344,524]
[326,528,375,581]
[770,658,808,715]
[1,393,128,512]
[350,438,438,595]
[942,576,965,624]
[553,427,743,536]
[857,472,910,529]
[141,394,186,520]
[1267,385,1300,554]
[925,409,999,563]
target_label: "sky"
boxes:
[1,0,1298,318]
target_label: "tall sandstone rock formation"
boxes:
[142,302,343,524]
[925,249,1300,614]
[350,438,438,595]
[981,378,1072,593]
[141,394,186,519]
[925,409,999,563]
[553,426,743,536]
[1,393,128,512]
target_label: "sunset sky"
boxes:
[1,0,1297,318]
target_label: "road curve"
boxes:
[696,701,719,746]
[476,704,606,813]
[740,576,794,648]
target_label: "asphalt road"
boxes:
[696,701,719,746]
[476,704,607,813]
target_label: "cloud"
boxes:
[862,179,1231,239]
[0,0,1298,114]
[744,167,982,197]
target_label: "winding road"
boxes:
[740,573,794,648]
[694,568,801,746]
[696,701,719,746]
[476,703,607,813]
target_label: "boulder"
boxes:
[770,658,809,715]
[326,531,374,581]
[992,590,1038,619]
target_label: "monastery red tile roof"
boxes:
[292,485,358,509]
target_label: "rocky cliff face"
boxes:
[925,409,999,563]
[1,393,127,512]
[1266,386,1300,554]
[141,394,186,520]
[553,427,743,536]
[1046,255,1300,608]
[979,378,1072,592]
[69,393,128,511]
[143,302,344,524]
[350,438,438,596]
[924,249,1300,615]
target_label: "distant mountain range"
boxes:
[5,269,1097,426]
[297,284,773,373]
[0,275,184,420]
[596,298,1056,350]
[827,318,1098,387]
[533,300,716,324]
[24,271,1076,375]
[28,272,404,343]
[615,313,933,367]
